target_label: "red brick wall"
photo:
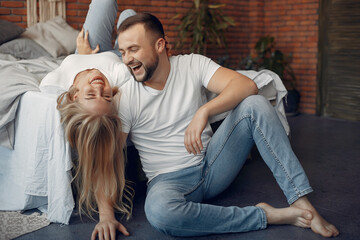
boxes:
[0,0,319,114]
[263,0,319,114]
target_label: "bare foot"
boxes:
[256,202,313,228]
[291,197,339,238]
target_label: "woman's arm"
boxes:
[91,188,130,240]
[76,28,100,55]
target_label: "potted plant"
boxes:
[240,36,300,116]
[172,0,235,56]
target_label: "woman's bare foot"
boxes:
[291,197,339,238]
[256,202,313,228]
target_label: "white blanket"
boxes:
[0,54,73,224]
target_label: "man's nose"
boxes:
[122,54,133,65]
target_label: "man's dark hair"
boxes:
[118,13,165,41]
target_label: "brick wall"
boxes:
[263,0,319,114]
[0,0,319,114]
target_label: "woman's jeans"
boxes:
[145,95,313,237]
[76,0,135,58]
[81,0,313,237]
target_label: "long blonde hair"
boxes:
[57,86,133,220]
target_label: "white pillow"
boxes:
[21,16,79,58]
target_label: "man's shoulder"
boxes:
[170,53,206,61]
[170,53,211,68]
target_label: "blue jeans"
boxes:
[81,0,313,236]
[76,0,136,58]
[145,95,313,237]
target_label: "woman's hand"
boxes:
[91,216,129,240]
[184,107,209,155]
[76,28,100,55]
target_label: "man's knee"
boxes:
[144,189,185,235]
[236,95,272,114]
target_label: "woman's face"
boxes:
[72,69,114,115]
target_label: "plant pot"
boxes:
[284,89,300,116]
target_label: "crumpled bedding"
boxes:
[0,53,61,149]
[0,53,73,224]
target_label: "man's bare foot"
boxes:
[291,197,339,238]
[256,202,313,228]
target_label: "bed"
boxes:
[0,0,79,225]
[0,1,290,226]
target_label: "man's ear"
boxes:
[155,38,166,54]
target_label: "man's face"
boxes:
[118,24,159,83]
[72,69,114,115]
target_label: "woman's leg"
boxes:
[77,0,136,56]
[114,9,137,51]
[77,0,118,54]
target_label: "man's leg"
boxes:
[203,95,313,202]
[144,162,267,237]
[202,94,338,237]
[143,95,310,237]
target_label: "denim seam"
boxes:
[287,187,314,205]
[183,178,204,197]
[256,206,268,229]
[203,114,251,178]
[149,213,234,235]
[253,117,303,201]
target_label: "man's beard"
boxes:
[128,55,159,83]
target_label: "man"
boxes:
[78,1,339,239]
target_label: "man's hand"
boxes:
[76,28,100,55]
[91,216,129,240]
[184,107,208,155]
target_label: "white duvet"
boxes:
[0,54,74,224]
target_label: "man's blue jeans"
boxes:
[145,95,313,236]
[81,0,313,237]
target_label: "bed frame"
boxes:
[27,0,66,27]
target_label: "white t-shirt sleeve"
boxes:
[188,54,221,88]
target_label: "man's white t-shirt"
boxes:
[119,54,221,181]
[40,52,132,92]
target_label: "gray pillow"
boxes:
[0,20,25,45]
[0,38,52,59]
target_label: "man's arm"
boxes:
[184,67,258,155]
[204,67,258,116]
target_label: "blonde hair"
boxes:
[57,86,133,220]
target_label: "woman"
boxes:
[38,7,138,236]
[55,67,133,222]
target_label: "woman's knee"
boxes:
[89,0,117,11]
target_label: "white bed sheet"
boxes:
[0,91,74,224]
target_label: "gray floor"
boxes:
[16,114,360,240]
